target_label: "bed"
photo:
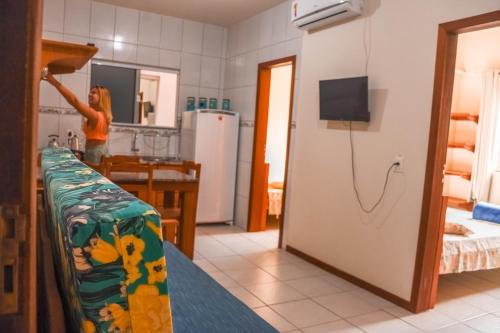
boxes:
[268,181,283,217]
[440,207,500,274]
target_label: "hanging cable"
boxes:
[363,16,371,75]
[347,16,399,213]
[349,121,398,213]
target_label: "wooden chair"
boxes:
[152,161,199,207]
[182,160,201,180]
[154,162,184,208]
[105,162,154,203]
[105,162,180,244]
[156,161,184,172]
[84,161,106,175]
[156,207,180,245]
[102,154,140,164]
[163,161,201,220]
[150,162,186,244]
[95,155,140,178]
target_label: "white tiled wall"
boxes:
[138,12,162,47]
[223,1,303,229]
[90,2,115,41]
[160,16,183,51]
[107,131,178,158]
[115,7,139,44]
[39,0,226,155]
[182,20,204,54]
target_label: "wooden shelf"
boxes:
[450,113,479,123]
[447,142,475,152]
[41,39,98,75]
[445,169,472,181]
[447,196,473,211]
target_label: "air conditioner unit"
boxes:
[291,0,364,31]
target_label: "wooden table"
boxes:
[110,169,199,259]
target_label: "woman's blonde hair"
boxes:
[93,86,113,125]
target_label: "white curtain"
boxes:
[471,70,500,203]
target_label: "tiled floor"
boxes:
[194,224,500,332]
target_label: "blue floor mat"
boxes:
[163,242,279,333]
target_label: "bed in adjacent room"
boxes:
[268,181,283,217]
[440,207,500,274]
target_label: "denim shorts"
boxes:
[85,144,108,163]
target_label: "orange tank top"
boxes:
[83,111,108,141]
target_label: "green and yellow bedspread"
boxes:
[41,148,173,333]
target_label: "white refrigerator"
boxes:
[180,110,239,223]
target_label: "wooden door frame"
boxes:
[0,0,41,331]
[412,10,500,313]
[247,56,296,248]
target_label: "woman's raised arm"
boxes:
[44,73,98,124]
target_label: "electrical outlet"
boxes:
[394,154,404,173]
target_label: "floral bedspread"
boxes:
[42,148,173,333]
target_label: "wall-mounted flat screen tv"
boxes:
[319,76,369,122]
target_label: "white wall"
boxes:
[266,65,293,183]
[286,0,500,301]
[39,0,226,158]
[224,0,303,229]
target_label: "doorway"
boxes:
[247,56,296,249]
[413,10,500,313]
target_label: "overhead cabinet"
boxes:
[41,39,98,74]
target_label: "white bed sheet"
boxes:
[441,208,500,274]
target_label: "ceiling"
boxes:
[95,0,287,26]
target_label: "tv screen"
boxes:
[319,76,369,122]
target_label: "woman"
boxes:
[44,73,112,163]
